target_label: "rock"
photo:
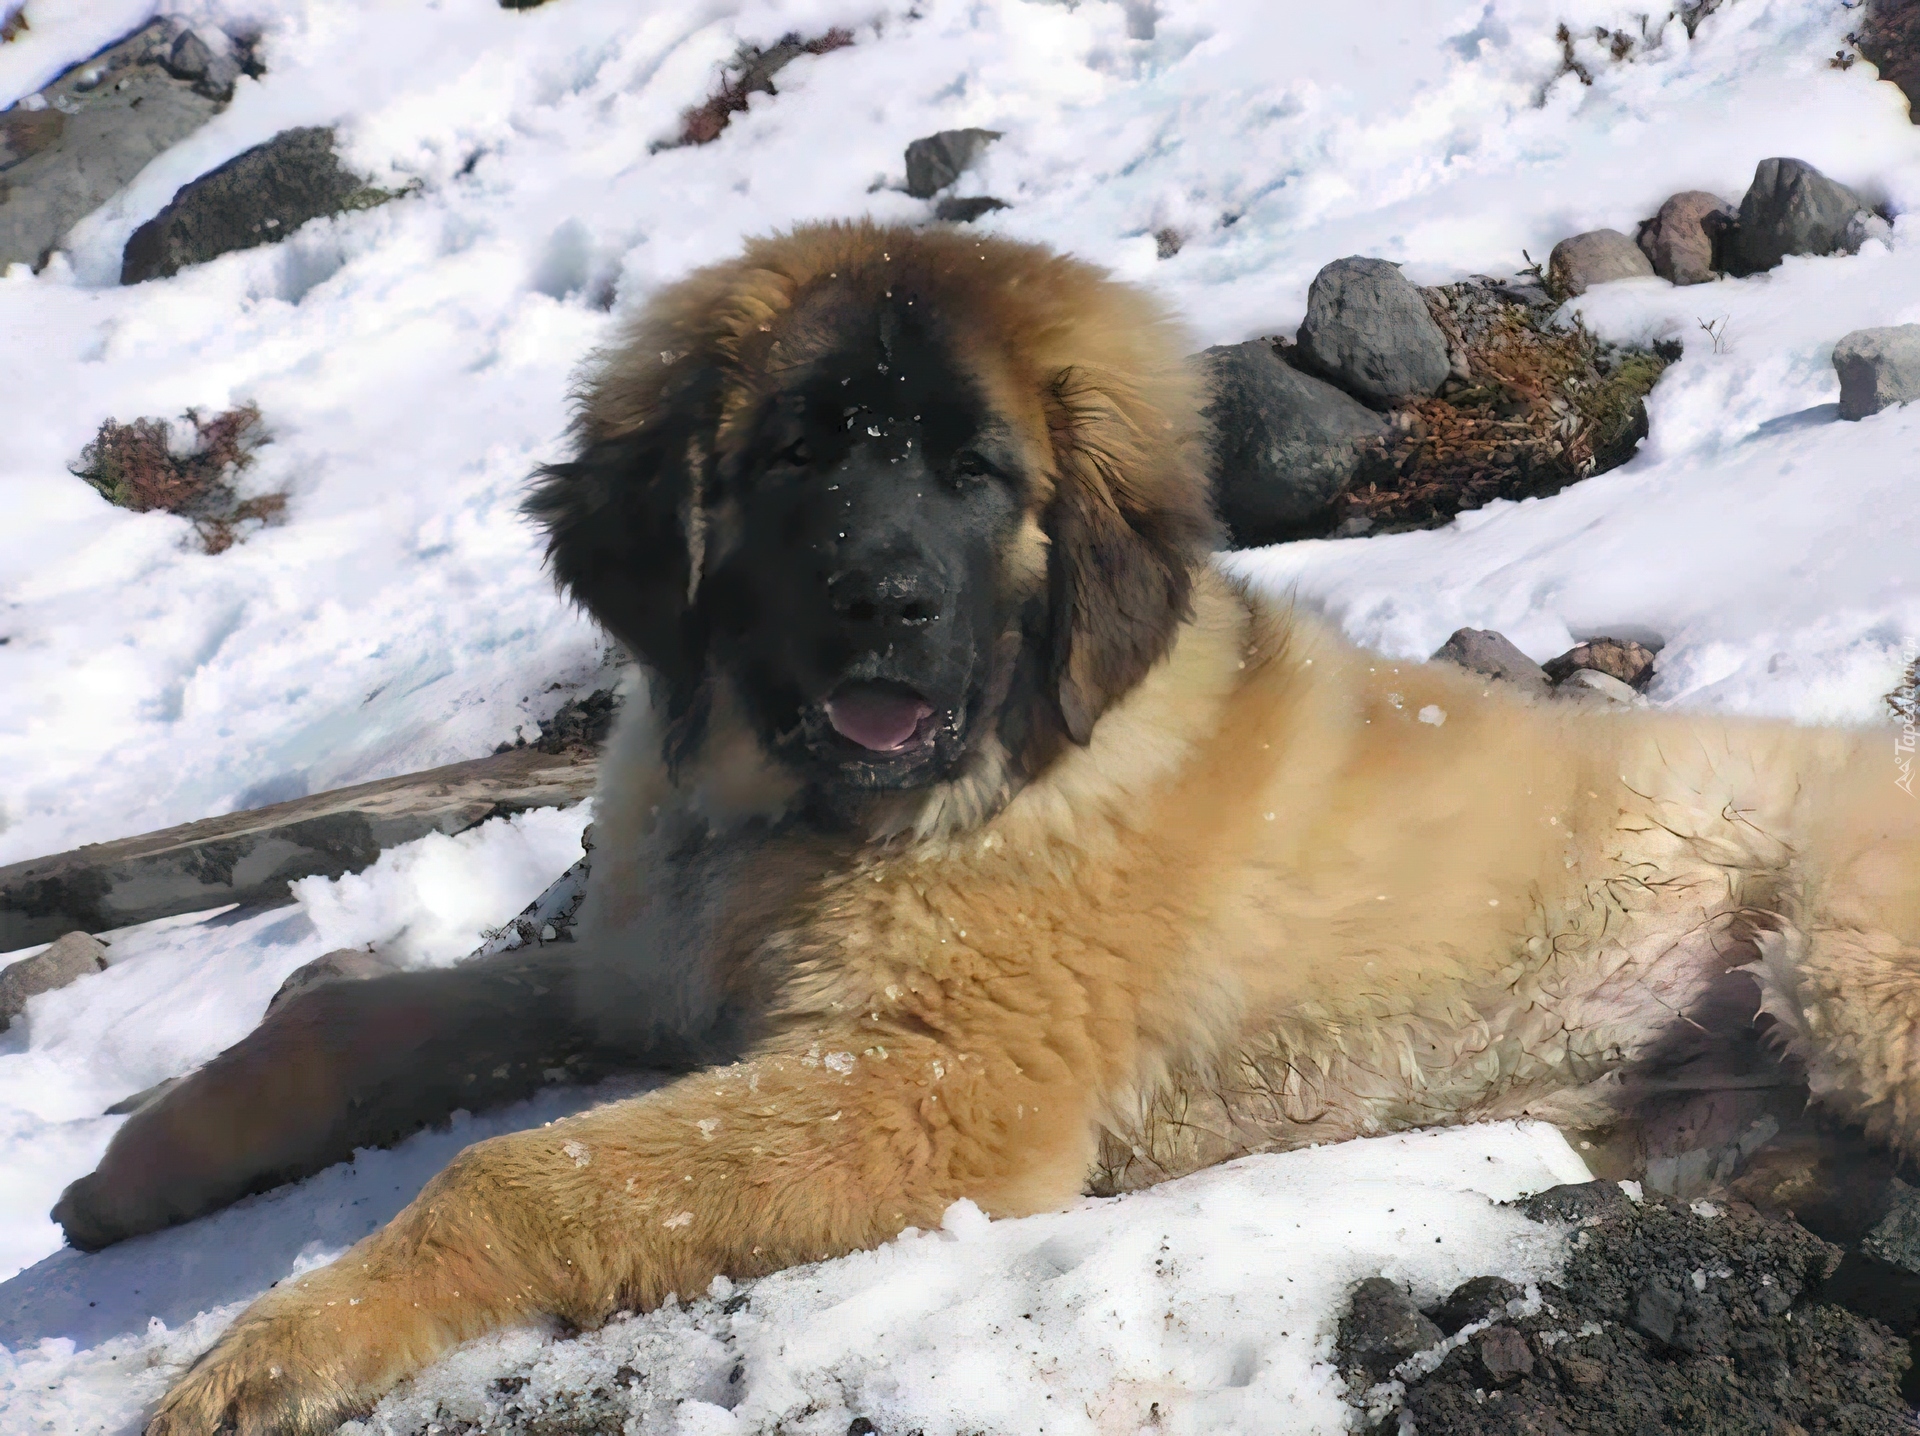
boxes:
[1337,1276,1444,1384]
[1294,256,1452,409]
[904,128,1001,199]
[0,20,225,271]
[1844,209,1895,252]
[1199,340,1388,545]
[1545,229,1654,299]
[162,29,213,81]
[120,127,393,284]
[1476,1325,1535,1383]
[1635,191,1736,285]
[1430,1275,1524,1334]
[266,947,401,1016]
[932,195,1007,223]
[0,931,108,1028]
[1732,157,1868,274]
[104,1074,182,1116]
[1859,1177,1920,1275]
[1541,637,1656,690]
[1430,629,1549,690]
[1630,1276,1686,1345]
[1554,668,1643,706]
[1833,324,1920,419]
[1517,1179,1634,1224]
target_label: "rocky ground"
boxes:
[1337,1181,1918,1436]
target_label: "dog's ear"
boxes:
[1042,364,1215,745]
[524,359,719,706]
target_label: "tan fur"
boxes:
[147,227,1918,1435]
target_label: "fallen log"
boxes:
[0,748,598,951]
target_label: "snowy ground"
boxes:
[4,0,1920,1429]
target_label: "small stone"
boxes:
[1338,1276,1444,1383]
[265,947,399,1016]
[1553,1351,1606,1390]
[847,1419,878,1436]
[1476,1325,1535,1383]
[1733,157,1867,274]
[1636,191,1736,285]
[1860,1177,1920,1275]
[1631,1277,1685,1346]
[162,30,213,81]
[0,930,109,1027]
[1294,256,1452,408]
[932,195,1008,224]
[903,128,1001,199]
[1430,1275,1524,1334]
[1431,629,1549,690]
[1546,229,1655,299]
[1518,1179,1634,1225]
[1199,339,1388,545]
[193,53,243,103]
[1541,637,1656,690]
[1834,324,1920,420]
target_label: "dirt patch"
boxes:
[1341,1184,1914,1436]
[668,30,854,148]
[70,403,283,553]
[1,5,26,44]
[1330,281,1676,535]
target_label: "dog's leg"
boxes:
[144,1026,1094,1435]
[54,940,734,1251]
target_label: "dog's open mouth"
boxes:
[825,682,936,754]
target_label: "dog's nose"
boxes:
[828,567,943,629]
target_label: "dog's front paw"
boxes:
[146,1316,369,1436]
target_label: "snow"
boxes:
[3,0,1919,1427]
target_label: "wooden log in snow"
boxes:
[0,748,599,951]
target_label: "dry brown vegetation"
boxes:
[1330,285,1677,534]
[0,6,27,44]
[71,403,284,553]
[671,30,854,147]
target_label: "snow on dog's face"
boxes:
[528,222,1215,811]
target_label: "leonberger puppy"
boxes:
[57,222,1916,1435]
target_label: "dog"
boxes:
[55,221,1912,1435]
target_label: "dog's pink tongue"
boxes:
[827,689,932,752]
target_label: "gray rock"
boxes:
[162,30,214,81]
[0,931,108,1028]
[904,128,1001,200]
[1844,209,1895,253]
[1860,1177,1920,1276]
[0,21,223,271]
[266,947,401,1016]
[1430,628,1549,689]
[1338,1276,1444,1384]
[1834,324,1920,419]
[1199,339,1388,545]
[1733,157,1867,274]
[1546,228,1655,299]
[120,127,389,284]
[1636,191,1735,286]
[932,195,1007,224]
[1294,256,1451,408]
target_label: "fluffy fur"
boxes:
[138,224,1917,1436]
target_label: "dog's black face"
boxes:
[700,310,1028,791]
